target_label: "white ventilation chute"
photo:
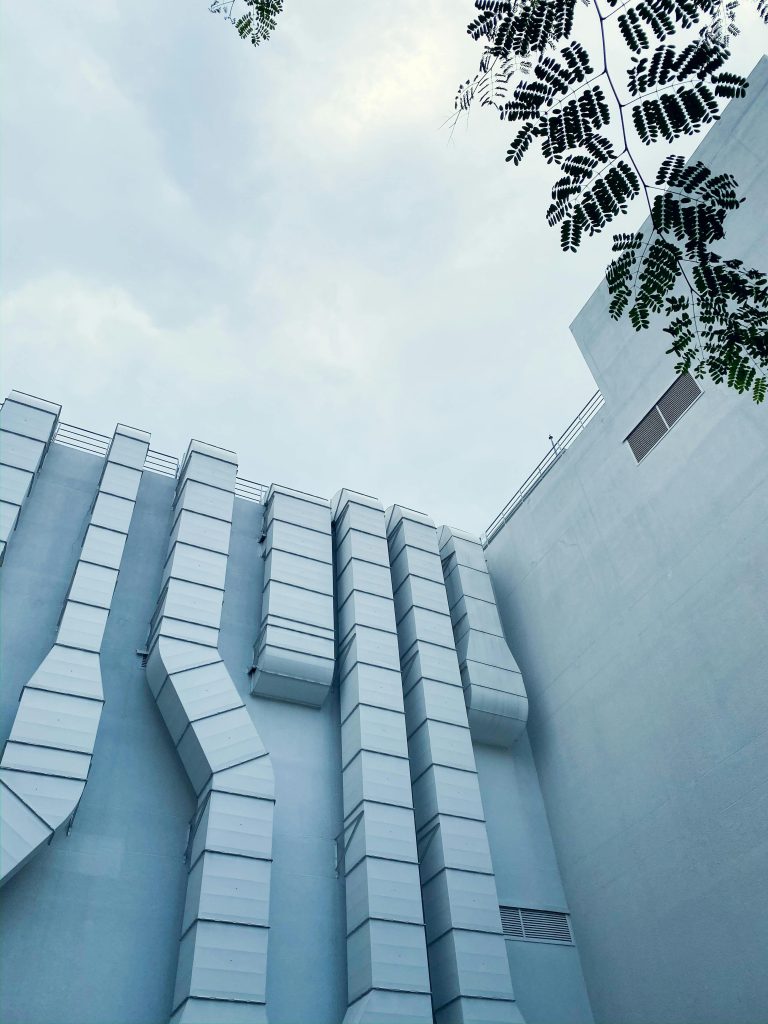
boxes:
[250,484,334,706]
[332,489,433,1024]
[0,390,60,565]
[387,506,524,1024]
[438,527,528,747]
[0,424,149,886]
[145,441,274,1024]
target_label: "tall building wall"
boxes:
[484,57,768,1024]
[0,418,591,1022]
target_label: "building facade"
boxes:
[1,57,766,1024]
[485,56,768,1024]
[0,400,591,1024]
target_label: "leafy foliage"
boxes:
[209,0,283,46]
[458,0,768,400]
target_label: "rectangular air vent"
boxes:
[499,906,524,938]
[627,406,667,462]
[500,906,572,943]
[656,371,702,427]
[625,372,702,463]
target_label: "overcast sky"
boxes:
[2,2,765,532]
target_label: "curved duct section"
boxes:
[145,440,274,1024]
[437,527,528,747]
[386,507,524,1024]
[331,489,433,1024]
[250,484,334,706]
[0,423,149,886]
[0,390,60,565]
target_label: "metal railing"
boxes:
[53,421,180,479]
[235,477,269,504]
[55,422,109,458]
[8,407,271,499]
[483,389,604,546]
[144,450,179,477]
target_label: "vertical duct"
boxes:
[331,489,433,1024]
[250,485,334,706]
[145,440,274,1024]
[0,390,60,565]
[386,507,524,1024]
[0,424,149,886]
[438,528,527,747]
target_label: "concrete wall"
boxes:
[475,738,593,1024]
[485,57,768,1024]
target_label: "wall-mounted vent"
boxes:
[500,906,572,943]
[626,372,702,463]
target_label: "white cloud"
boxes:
[2,0,766,531]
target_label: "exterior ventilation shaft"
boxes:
[438,527,527,747]
[0,424,149,886]
[0,390,60,565]
[145,441,274,1024]
[386,507,524,1024]
[250,484,334,706]
[331,490,433,1024]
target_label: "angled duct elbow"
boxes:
[250,485,334,707]
[437,526,528,747]
[145,440,274,1024]
[0,424,149,886]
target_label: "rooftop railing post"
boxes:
[483,390,604,546]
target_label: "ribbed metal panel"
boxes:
[386,506,523,1024]
[251,485,334,707]
[0,422,148,887]
[0,391,59,564]
[332,489,432,1024]
[0,780,53,880]
[145,439,274,1024]
[0,464,33,505]
[438,526,528,748]
[0,769,84,830]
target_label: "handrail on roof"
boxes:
[53,421,180,479]
[482,389,604,547]
[49,417,272,498]
[235,477,269,504]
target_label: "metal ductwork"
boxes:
[438,527,528,747]
[0,423,149,886]
[145,440,275,1024]
[386,507,524,1024]
[0,390,60,565]
[331,489,433,1024]
[250,484,334,706]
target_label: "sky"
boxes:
[2,1,765,533]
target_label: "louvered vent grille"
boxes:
[657,372,702,427]
[499,906,524,938]
[500,906,572,943]
[627,407,667,462]
[520,909,573,942]
[626,373,702,463]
